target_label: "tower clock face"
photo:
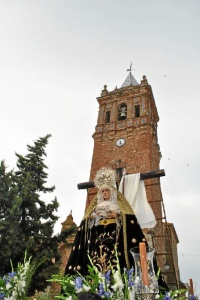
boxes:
[116,138,125,147]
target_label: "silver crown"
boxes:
[94,167,117,189]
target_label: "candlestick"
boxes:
[139,243,150,286]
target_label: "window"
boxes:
[135,105,140,118]
[118,103,127,121]
[105,111,111,123]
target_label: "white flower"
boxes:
[112,270,124,292]
[134,276,141,284]
[5,282,11,289]
[98,274,105,285]
[76,284,90,294]
[75,288,83,293]
[129,290,135,300]
[82,284,90,291]
[17,280,26,292]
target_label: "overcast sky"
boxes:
[0,0,200,295]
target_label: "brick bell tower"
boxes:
[84,69,182,290]
[87,71,161,209]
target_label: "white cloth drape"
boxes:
[119,174,156,229]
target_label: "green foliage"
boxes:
[28,285,55,300]
[48,273,78,299]
[0,161,22,275]
[156,289,188,300]
[32,293,54,300]
[0,135,76,295]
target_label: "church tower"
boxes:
[85,69,181,290]
[87,71,161,215]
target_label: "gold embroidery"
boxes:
[99,218,116,225]
[122,212,130,269]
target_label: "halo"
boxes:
[94,167,117,189]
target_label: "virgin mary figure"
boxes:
[65,167,151,275]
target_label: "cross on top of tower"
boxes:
[127,62,135,73]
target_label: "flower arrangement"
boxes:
[0,252,44,300]
[0,250,188,300]
[48,250,186,300]
[49,267,187,300]
[49,260,135,299]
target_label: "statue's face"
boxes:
[101,188,111,200]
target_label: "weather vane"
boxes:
[127,62,135,73]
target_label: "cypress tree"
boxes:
[14,134,61,293]
[0,161,22,275]
[0,135,77,294]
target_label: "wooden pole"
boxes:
[77,169,165,190]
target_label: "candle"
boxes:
[189,278,194,296]
[139,242,150,286]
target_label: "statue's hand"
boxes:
[107,211,117,218]
[89,212,97,219]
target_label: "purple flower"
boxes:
[128,280,135,287]
[103,270,111,284]
[2,272,17,283]
[7,272,16,278]
[0,293,4,300]
[74,277,83,290]
[125,267,134,287]
[98,283,111,298]
[2,276,10,284]
[164,292,171,300]
[127,268,134,276]
[98,283,105,295]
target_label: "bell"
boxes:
[120,111,126,118]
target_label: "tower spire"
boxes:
[121,63,138,87]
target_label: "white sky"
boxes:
[0,0,200,295]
